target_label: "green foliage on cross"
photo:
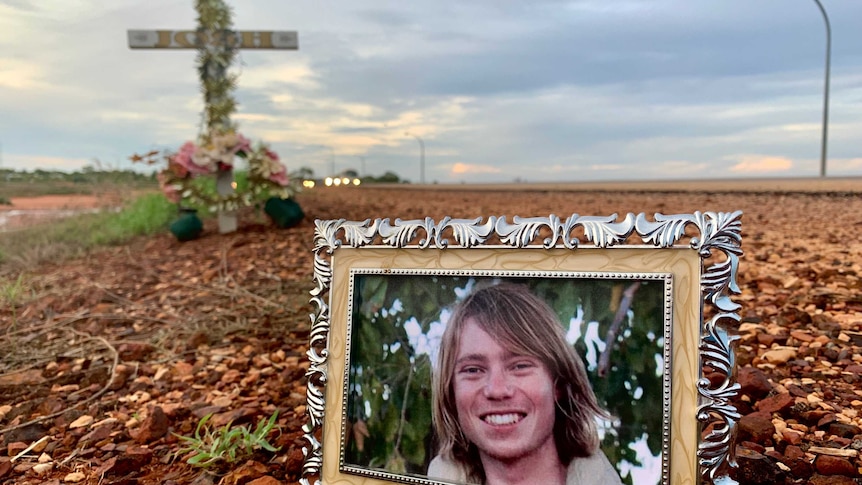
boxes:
[195,0,239,133]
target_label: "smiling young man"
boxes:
[429,283,622,485]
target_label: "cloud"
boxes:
[729,155,794,173]
[3,0,862,181]
[831,158,862,172]
[0,58,48,90]
[450,162,501,174]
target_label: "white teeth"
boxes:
[483,413,521,425]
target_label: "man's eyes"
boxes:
[458,366,484,375]
[457,361,536,375]
[511,361,536,372]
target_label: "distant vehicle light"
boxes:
[352,178,361,186]
[302,180,316,188]
[325,177,333,186]
[341,177,350,185]
[334,177,342,186]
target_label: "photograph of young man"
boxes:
[429,283,622,485]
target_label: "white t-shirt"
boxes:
[426,451,623,485]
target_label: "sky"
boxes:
[2,0,861,183]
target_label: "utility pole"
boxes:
[812,0,831,177]
[404,132,425,184]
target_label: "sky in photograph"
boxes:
[2,0,861,183]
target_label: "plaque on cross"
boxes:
[127,27,298,233]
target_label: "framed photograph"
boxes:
[301,212,743,485]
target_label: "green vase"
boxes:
[169,208,203,241]
[264,197,304,228]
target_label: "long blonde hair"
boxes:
[432,282,604,483]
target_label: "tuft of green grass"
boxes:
[0,273,31,340]
[0,193,177,269]
[0,273,29,306]
[174,411,281,469]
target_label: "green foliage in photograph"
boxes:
[344,275,465,474]
[344,274,665,485]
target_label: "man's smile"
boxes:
[481,412,526,426]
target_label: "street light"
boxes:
[404,132,425,184]
[812,0,831,177]
[357,155,366,177]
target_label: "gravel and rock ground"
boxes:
[1,182,861,484]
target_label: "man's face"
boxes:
[452,319,558,464]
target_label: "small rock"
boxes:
[818,413,838,427]
[134,406,169,444]
[174,361,195,377]
[79,424,113,447]
[739,412,776,444]
[68,415,94,429]
[781,444,813,479]
[64,471,87,482]
[739,441,766,454]
[827,422,862,439]
[735,447,783,485]
[248,477,284,485]
[211,407,257,428]
[190,471,218,485]
[211,395,233,408]
[192,405,225,419]
[96,446,154,476]
[32,462,53,475]
[7,441,27,457]
[807,474,857,485]
[814,455,856,476]
[787,383,809,398]
[738,367,773,398]
[761,348,797,364]
[31,436,49,453]
[220,369,242,384]
[221,460,268,485]
[3,423,49,445]
[756,392,794,413]
[117,342,155,361]
[781,428,804,445]
[790,329,815,342]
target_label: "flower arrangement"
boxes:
[133,129,296,213]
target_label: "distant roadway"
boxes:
[369,176,861,194]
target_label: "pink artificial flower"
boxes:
[263,148,279,163]
[269,169,289,186]
[166,157,190,178]
[232,133,252,156]
[157,171,182,203]
[173,141,212,175]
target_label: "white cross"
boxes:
[128,28,298,233]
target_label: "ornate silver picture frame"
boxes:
[301,212,743,485]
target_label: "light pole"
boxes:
[404,132,425,184]
[357,155,366,177]
[812,0,831,177]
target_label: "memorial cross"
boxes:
[128,6,297,233]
